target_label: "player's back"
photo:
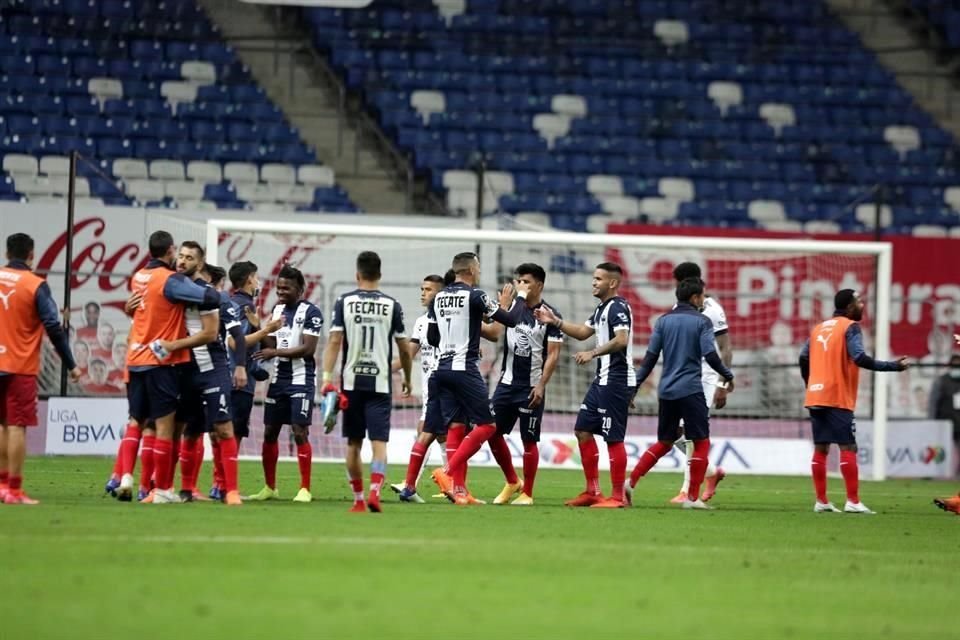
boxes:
[127,263,189,368]
[431,282,496,372]
[654,304,714,399]
[0,263,45,375]
[335,288,404,394]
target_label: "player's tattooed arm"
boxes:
[575,329,628,365]
[160,310,218,353]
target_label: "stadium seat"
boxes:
[149,159,185,181]
[298,165,335,187]
[180,61,216,86]
[224,162,259,184]
[261,163,296,185]
[410,90,446,124]
[3,154,40,177]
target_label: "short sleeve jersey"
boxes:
[331,289,406,394]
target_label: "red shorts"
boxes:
[0,374,39,427]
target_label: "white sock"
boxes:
[705,462,717,479]
[680,440,693,493]
[440,444,448,466]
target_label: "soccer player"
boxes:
[388,274,445,502]
[116,230,221,504]
[799,289,908,514]
[321,251,412,512]
[482,263,563,506]
[534,262,636,508]
[626,278,736,509]
[932,336,960,515]
[249,265,323,503]
[669,262,731,504]
[428,252,526,505]
[0,233,81,504]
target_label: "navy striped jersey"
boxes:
[428,282,500,371]
[267,300,324,392]
[586,296,636,387]
[331,289,406,394]
[499,300,563,388]
[184,280,232,374]
[228,289,258,395]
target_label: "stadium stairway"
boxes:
[828,0,960,139]
[196,0,416,213]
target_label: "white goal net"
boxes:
[207,219,894,480]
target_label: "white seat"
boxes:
[160,81,198,113]
[24,195,64,205]
[602,195,640,220]
[654,19,689,47]
[760,220,802,232]
[253,202,293,213]
[297,165,335,187]
[748,200,786,223]
[261,163,297,185]
[551,94,587,119]
[883,125,921,157]
[707,81,743,116]
[950,226,960,238]
[442,169,477,191]
[15,176,54,196]
[180,61,216,86]
[410,90,446,124]
[48,175,90,197]
[512,211,552,229]
[73,197,105,209]
[659,177,694,203]
[164,180,205,201]
[88,77,123,104]
[149,159,185,181]
[224,162,259,184]
[759,103,796,136]
[433,0,466,24]
[3,154,39,177]
[532,113,571,149]
[447,188,478,216]
[186,160,223,184]
[485,170,514,195]
[39,156,70,176]
[236,182,275,203]
[855,203,892,228]
[804,220,840,234]
[176,199,218,212]
[912,224,947,237]
[585,213,614,233]
[587,175,623,198]
[945,186,960,212]
[639,197,678,220]
[274,184,314,205]
[125,179,165,203]
[112,158,148,180]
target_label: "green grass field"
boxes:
[1,456,958,639]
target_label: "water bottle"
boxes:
[149,340,170,361]
[321,390,340,434]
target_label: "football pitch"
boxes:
[1,457,957,639]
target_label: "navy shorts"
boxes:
[492,383,544,442]
[657,392,710,442]
[575,381,634,443]
[342,390,392,442]
[264,388,314,427]
[183,368,233,436]
[127,366,180,422]
[425,367,492,435]
[809,407,856,445]
[231,391,254,438]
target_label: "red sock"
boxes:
[211,438,224,489]
[8,475,22,491]
[687,439,710,501]
[139,434,156,491]
[608,441,627,502]
[169,438,180,488]
[630,440,672,487]
[0,470,8,486]
[522,441,538,497]
[404,441,429,488]
[179,438,197,492]
[152,438,173,491]
[446,424,466,489]
[811,450,829,503]
[118,423,141,475]
[262,441,279,489]
[296,442,312,490]
[190,437,205,491]
[219,437,239,493]
[839,449,859,503]
[447,425,496,478]
[350,476,364,502]
[370,472,384,498]
[488,434,519,484]
[578,436,601,494]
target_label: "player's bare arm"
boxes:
[575,327,628,365]
[535,305,595,341]
[395,335,413,397]
[161,310,218,353]
[228,316,283,350]
[714,332,733,408]
[530,340,561,408]
[320,330,343,383]
[124,291,143,316]
[392,339,420,372]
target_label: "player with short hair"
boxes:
[389,273,445,503]
[535,262,636,508]
[482,263,563,506]
[428,252,526,505]
[0,233,81,504]
[116,231,221,504]
[627,277,736,509]
[932,337,960,515]
[799,289,908,514]
[322,251,412,512]
[668,262,731,504]
[249,265,323,503]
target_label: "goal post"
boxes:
[206,219,894,481]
